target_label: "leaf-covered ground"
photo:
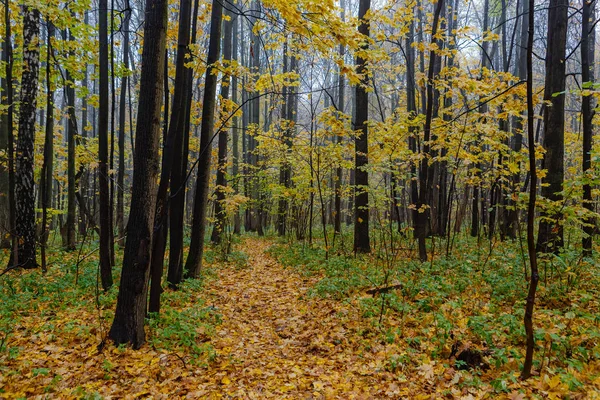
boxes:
[1,235,600,398]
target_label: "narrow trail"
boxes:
[191,237,400,398]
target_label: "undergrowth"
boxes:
[268,228,600,395]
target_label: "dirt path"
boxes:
[190,237,402,399]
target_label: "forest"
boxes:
[0,0,599,397]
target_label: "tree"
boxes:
[184,0,224,278]
[109,0,168,348]
[65,21,79,251]
[116,0,131,239]
[12,5,41,269]
[98,0,113,290]
[415,0,445,261]
[353,0,371,254]
[148,0,193,308]
[521,0,538,379]
[211,6,234,245]
[0,0,14,250]
[536,0,568,254]
[581,0,595,256]
[40,21,55,271]
[334,0,346,235]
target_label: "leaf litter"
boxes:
[1,237,600,398]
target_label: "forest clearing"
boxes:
[1,0,600,397]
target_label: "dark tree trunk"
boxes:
[536,0,567,253]
[502,0,528,239]
[40,21,55,271]
[353,0,371,254]
[581,0,595,256]
[117,0,131,240]
[163,0,194,290]
[168,0,199,286]
[79,13,90,237]
[109,0,167,348]
[98,0,114,289]
[211,6,233,244]
[334,0,346,235]
[0,0,13,250]
[12,6,41,269]
[231,7,241,235]
[250,1,263,236]
[277,36,297,237]
[416,0,444,261]
[184,0,223,278]
[407,5,418,239]
[471,0,490,239]
[521,0,538,379]
[65,24,78,251]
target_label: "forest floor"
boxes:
[1,235,600,398]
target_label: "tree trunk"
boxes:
[98,0,114,289]
[116,0,131,240]
[184,0,224,278]
[0,0,14,250]
[353,0,371,254]
[536,0,568,253]
[231,6,241,235]
[211,6,233,244]
[334,0,346,235]
[65,24,78,251]
[12,6,41,269]
[168,0,199,286]
[416,0,444,261]
[109,0,167,348]
[521,0,538,379]
[581,0,595,256]
[40,21,55,271]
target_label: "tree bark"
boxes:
[211,6,233,244]
[0,0,14,250]
[40,21,55,271]
[98,0,114,289]
[416,0,444,261]
[536,0,568,253]
[109,0,167,348]
[581,0,595,256]
[353,0,371,254]
[12,5,41,269]
[116,0,131,241]
[65,24,78,251]
[184,0,224,278]
[521,0,538,379]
